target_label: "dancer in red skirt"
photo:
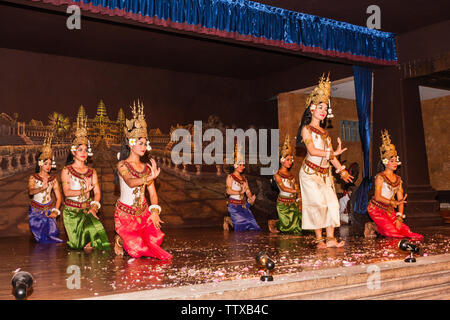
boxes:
[114,101,172,259]
[367,130,423,240]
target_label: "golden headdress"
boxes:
[380,129,400,163]
[39,132,54,161]
[234,142,245,167]
[305,73,334,118]
[72,115,93,156]
[125,100,148,140]
[72,115,89,147]
[280,134,293,160]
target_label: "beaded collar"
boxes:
[67,165,93,179]
[231,174,247,184]
[276,171,295,180]
[378,172,401,188]
[123,161,149,178]
[33,174,56,182]
[307,125,329,137]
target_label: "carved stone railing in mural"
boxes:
[0,144,70,179]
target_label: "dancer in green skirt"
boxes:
[272,135,302,234]
[61,116,110,252]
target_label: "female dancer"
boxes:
[273,134,302,234]
[61,116,110,252]
[367,130,423,240]
[298,74,353,248]
[28,134,64,243]
[114,102,172,260]
[225,143,261,232]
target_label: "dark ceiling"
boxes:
[258,0,450,34]
[1,0,449,80]
[0,1,315,80]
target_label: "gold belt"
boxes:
[31,200,54,211]
[277,196,296,204]
[64,199,91,209]
[304,159,330,174]
[115,200,148,216]
[369,199,393,212]
[227,198,245,205]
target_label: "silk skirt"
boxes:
[299,168,340,230]
[114,200,172,260]
[29,200,64,243]
[368,201,423,240]
[62,202,110,251]
[227,203,261,232]
[276,200,302,234]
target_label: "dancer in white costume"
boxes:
[298,74,354,249]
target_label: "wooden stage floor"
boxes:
[1,225,449,300]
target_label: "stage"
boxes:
[1,225,449,300]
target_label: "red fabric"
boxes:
[368,202,423,240]
[114,201,172,260]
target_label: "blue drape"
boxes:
[63,0,397,64]
[353,65,373,214]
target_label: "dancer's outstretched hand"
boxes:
[334,137,348,156]
[395,194,408,206]
[88,208,100,220]
[148,158,161,180]
[342,173,354,183]
[148,212,164,229]
[85,177,94,192]
[248,194,256,205]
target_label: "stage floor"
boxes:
[1,225,449,300]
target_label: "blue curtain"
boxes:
[353,65,373,214]
[64,0,397,64]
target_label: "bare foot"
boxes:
[364,222,378,238]
[223,217,233,231]
[317,241,327,249]
[326,238,345,248]
[83,242,94,253]
[315,238,327,249]
[114,235,124,256]
[268,220,280,233]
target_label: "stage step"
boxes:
[364,282,450,300]
[89,254,450,300]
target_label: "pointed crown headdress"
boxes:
[380,129,398,161]
[305,73,334,118]
[125,100,148,140]
[280,134,293,159]
[234,142,245,167]
[73,115,89,147]
[39,132,54,161]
